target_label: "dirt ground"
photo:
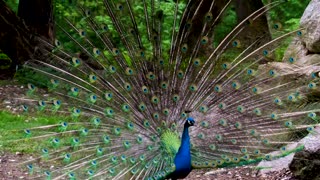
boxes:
[0,84,297,180]
[0,83,26,112]
[0,152,296,180]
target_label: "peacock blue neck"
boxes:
[178,124,191,157]
[169,123,192,179]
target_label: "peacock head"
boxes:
[185,117,195,127]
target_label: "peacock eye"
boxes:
[79,29,86,37]
[297,31,302,36]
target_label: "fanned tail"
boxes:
[6,0,319,179]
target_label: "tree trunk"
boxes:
[234,0,272,63]
[0,0,53,80]
[18,0,54,41]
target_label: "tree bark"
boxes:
[0,0,53,80]
[234,1,272,45]
[18,0,54,41]
[234,0,272,63]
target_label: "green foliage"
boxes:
[263,0,311,60]
[213,5,237,48]
[14,68,50,88]
[53,0,185,60]
[2,0,311,76]
[0,111,63,153]
[263,0,310,23]
[4,0,19,13]
[263,0,310,37]
[0,53,11,69]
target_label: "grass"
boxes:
[0,111,63,153]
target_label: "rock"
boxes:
[255,61,317,95]
[283,0,320,69]
[295,54,320,67]
[257,143,297,175]
[289,127,320,180]
[257,127,320,178]
[299,127,320,152]
[289,149,320,180]
[282,38,308,63]
[300,0,320,53]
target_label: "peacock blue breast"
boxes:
[167,117,194,179]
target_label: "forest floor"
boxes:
[0,84,297,180]
[0,152,295,180]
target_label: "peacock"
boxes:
[6,0,320,179]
